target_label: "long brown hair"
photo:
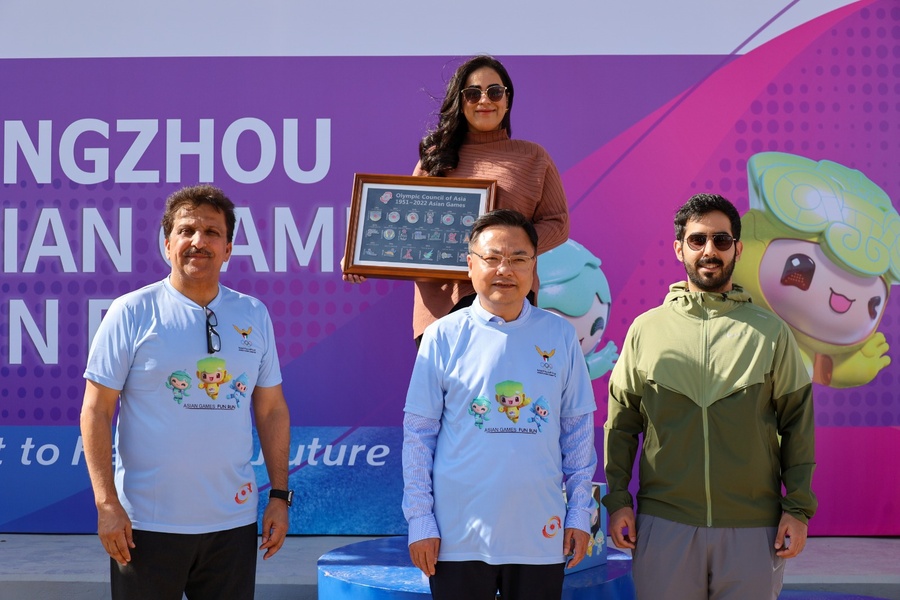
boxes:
[418,55,514,176]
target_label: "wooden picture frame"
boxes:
[343,173,497,280]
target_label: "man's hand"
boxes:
[82,380,133,566]
[259,498,290,560]
[409,537,440,576]
[775,512,808,558]
[97,501,135,566]
[562,528,591,568]
[608,506,636,550]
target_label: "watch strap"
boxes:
[269,488,293,507]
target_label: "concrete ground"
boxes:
[0,534,897,600]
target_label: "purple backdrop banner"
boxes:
[0,0,897,535]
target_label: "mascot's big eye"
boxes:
[591,316,606,336]
[868,296,882,320]
[781,254,815,290]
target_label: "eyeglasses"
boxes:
[206,307,221,354]
[684,233,737,252]
[470,251,535,271]
[460,85,507,104]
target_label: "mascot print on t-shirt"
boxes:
[528,397,551,432]
[468,396,492,430]
[494,380,532,424]
[196,356,233,401]
[163,315,263,408]
[226,373,250,407]
[164,353,251,410]
[165,370,192,404]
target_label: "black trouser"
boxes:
[429,560,566,600]
[110,523,258,600]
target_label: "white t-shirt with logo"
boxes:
[84,278,282,534]
[405,299,595,564]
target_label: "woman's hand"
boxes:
[340,256,367,283]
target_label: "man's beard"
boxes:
[684,255,736,293]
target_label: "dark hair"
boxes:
[674,193,741,241]
[469,209,538,252]
[419,55,515,176]
[161,184,236,242]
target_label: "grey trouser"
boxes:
[632,514,785,600]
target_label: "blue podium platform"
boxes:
[316,536,892,600]
[317,536,635,599]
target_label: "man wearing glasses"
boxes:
[603,193,816,600]
[81,185,291,600]
[402,208,597,600]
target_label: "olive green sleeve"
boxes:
[602,382,644,514]
[602,326,645,515]
[773,326,817,523]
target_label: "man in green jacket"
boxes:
[603,193,816,600]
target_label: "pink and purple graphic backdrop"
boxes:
[0,0,897,535]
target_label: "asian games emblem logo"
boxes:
[234,482,253,504]
[542,515,562,538]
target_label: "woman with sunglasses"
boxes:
[408,55,570,343]
[343,56,570,343]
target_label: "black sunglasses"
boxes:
[684,233,737,252]
[206,308,221,354]
[460,85,507,104]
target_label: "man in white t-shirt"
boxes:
[81,185,292,600]
[402,208,597,600]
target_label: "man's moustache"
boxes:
[698,259,723,267]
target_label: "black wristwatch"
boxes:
[269,488,294,507]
